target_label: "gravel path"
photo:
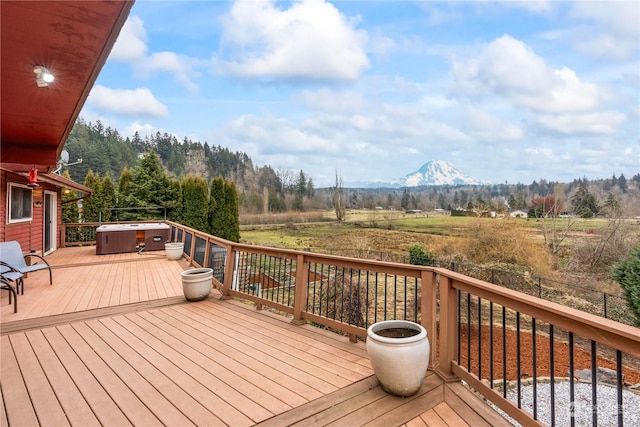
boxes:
[491,382,640,426]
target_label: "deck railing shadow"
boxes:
[62,220,640,427]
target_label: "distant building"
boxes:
[509,210,528,218]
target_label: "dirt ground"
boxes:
[454,325,640,385]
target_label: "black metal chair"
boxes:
[0,263,24,294]
[1,276,18,313]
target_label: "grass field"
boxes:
[240,210,636,282]
[238,209,639,325]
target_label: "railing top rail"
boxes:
[436,267,640,356]
[166,221,432,276]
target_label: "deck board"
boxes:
[1,247,187,322]
[124,311,302,412]
[1,245,507,427]
[41,326,141,426]
[24,329,101,426]
[1,336,40,426]
[9,333,70,426]
[53,323,162,426]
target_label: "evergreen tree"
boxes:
[82,170,101,222]
[131,150,179,220]
[61,170,79,223]
[401,190,410,210]
[603,192,621,216]
[101,174,116,221]
[611,245,640,326]
[223,179,241,242]
[618,173,628,193]
[116,167,139,221]
[208,177,225,237]
[306,177,315,199]
[181,175,209,231]
[571,182,600,218]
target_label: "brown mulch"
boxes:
[443,324,640,385]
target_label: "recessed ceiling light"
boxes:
[33,65,54,87]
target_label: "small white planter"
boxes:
[165,242,184,260]
[181,268,213,301]
[366,320,430,397]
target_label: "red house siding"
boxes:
[1,170,61,254]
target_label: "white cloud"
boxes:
[110,16,148,62]
[571,1,639,41]
[135,51,202,93]
[536,111,626,135]
[460,104,524,141]
[87,85,169,117]
[124,121,156,138]
[571,32,635,60]
[452,35,601,113]
[109,16,202,92]
[569,2,639,59]
[218,0,370,81]
[499,0,551,13]
[295,89,365,112]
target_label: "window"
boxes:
[8,183,32,223]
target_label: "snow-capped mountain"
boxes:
[380,160,489,188]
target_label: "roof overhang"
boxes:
[1,0,134,173]
[36,173,94,197]
[2,167,93,197]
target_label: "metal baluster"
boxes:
[532,318,537,420]
[591,340,597,427]
[467,292,471,372]
[458,289,462,365]
[517,312,521,408]
[550,325,555,427]
[489,301,494,389]
[569,332,575,427]
[393,274,398,320]
[384,273,388,320]
[502,305,507,398]
[478,296,482,380]
[617,350,623,427]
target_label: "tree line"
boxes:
[63,119,314,215]
[61,151,240,242]
[63,119,639,218]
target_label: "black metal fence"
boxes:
[315,247,634,326]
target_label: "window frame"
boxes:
[8,182,33,224]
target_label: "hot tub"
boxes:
[96,223,170,255]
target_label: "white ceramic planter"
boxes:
[165,242,184,260]
[366,320,430,397]
[181,268,213,301]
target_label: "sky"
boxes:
[80,0,640,188]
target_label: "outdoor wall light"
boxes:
[33,65,54,87]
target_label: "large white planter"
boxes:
[181,268,213,301]
[366,320,430,397]
[165,242,184,260]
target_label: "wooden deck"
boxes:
[1,246,509,426]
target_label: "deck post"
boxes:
[436,272,459,382]
[421,269,438,369]
[221,244,235,299]
[60,223,67,248]
[291,253,309,326]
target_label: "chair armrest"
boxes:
[0,261,21,273]
[24,254,51,267]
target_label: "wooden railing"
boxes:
[63,221,640,426]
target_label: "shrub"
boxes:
[611,245,640,326]
[408,244,435,266]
